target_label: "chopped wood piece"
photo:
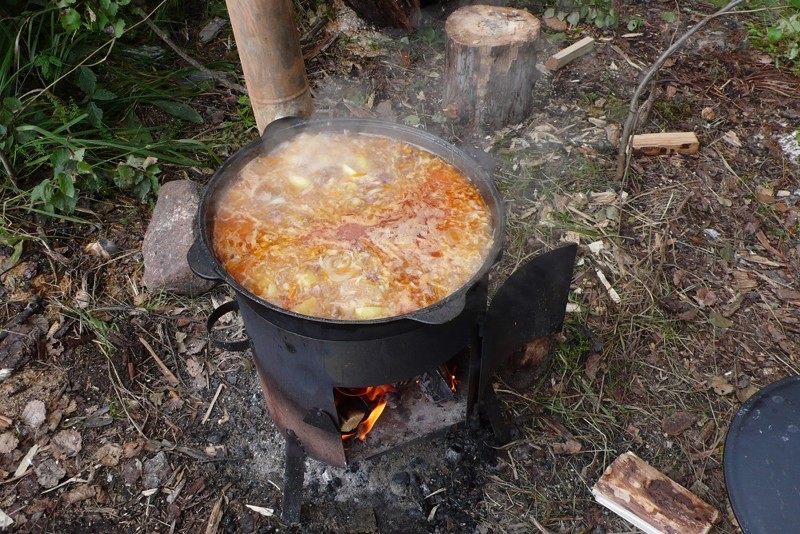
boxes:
[339,411,365,433]
[443,5,541,131]
[631,132,699,156]
[545,36,595,71]
[592,452,719,534]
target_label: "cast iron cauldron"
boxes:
[188,117,506,387]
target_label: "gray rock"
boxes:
[142,180,216,296]
[389,471,409,496]
[142,451,171,490]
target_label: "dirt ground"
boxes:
[2,1,800,532]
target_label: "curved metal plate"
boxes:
[479,244,577,397]
[724,375,800,533]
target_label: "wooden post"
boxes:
[225,0,313,133]
[443,5,540,132]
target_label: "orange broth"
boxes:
[210,132,493,320]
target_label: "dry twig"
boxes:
[139,336,179,387]
[202,383,225,424]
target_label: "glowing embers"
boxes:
[335,385,396,441]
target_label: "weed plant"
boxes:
[747,0,800,72]
[1,1,219,218]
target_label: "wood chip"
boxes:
[545,36,595,71]
[592,452,719,534]
[201,383,225,425]
[595,269,621,304]
[205,494,224,534]
[14,444,40,477]
[339,411,365,433]
[245,504,274,517]
[631,132,699,156]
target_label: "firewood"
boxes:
[592,452,719,534]
[443,5,540,131]
[545,36,595,71]
[631,132,699,156]
[339,411,365,433]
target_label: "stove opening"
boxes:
[334,354,470,463]
[335,385,396,441]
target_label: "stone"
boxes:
[389,471,410,496]
[142,180,216,297]
[142,452,171,490]
[444,446,463,464]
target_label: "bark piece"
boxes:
[631,132,699,156]
[592,452,719,534]
[545,36,595,71]
[443,5,540,131]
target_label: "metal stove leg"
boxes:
[480,386,511,444]
[466,324,483,427]
[281,430,306,524]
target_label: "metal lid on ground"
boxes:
[724,375,800,533]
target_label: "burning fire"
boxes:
[335,385,395,441]
[439,364,459,393]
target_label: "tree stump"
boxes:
[443,5,540,131]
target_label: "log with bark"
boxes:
[443,5,540,132]
[592,452,720,534]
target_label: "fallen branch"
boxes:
[135,8,247,95]
[615,0,746,181]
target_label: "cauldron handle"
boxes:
[206,300,251,352]
[187,240,221,281]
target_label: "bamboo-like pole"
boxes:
[225,0,313,133]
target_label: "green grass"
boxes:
[0,1,230,220]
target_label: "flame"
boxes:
[439,364,459,393]
[355,399,388,440]
[335,385,395,441]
